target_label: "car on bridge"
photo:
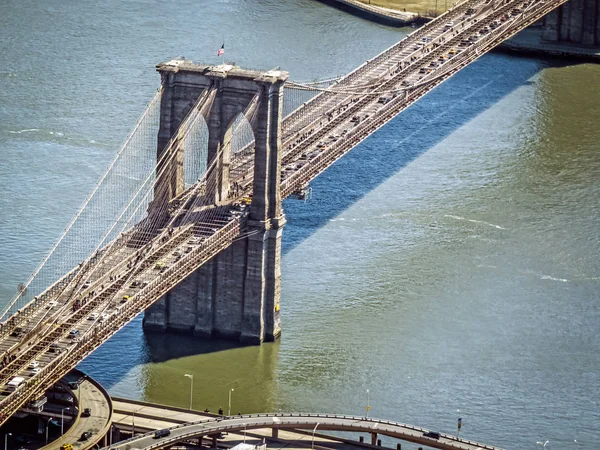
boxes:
[155,261,166,269]
[11,327,23,338]
[68,329,79,338]
[121,295,131,303]
[423,431,441,439]
[154,429,171,439]
[79,431,93,441]
[69,377,85,389]
[6,376,25,392]
[48,343,61,354]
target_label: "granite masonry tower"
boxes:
[543,0,600,45]
[143,60,288,344]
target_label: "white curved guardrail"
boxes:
[104,413,502,450]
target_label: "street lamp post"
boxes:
[61,407,69,436]
[4,433,11,450]
[366,389,370,418]
[46,417,54,444]
[228,388,234,416]
[312,423,320,450]
[184,374,194,410]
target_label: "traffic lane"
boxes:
[39,378,111,450]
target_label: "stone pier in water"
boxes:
[543,0,600,45]
[143,61,287,344]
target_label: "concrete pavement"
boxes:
[40,371,112,450]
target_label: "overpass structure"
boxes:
[105,413,502,450]
[0,0,569,426]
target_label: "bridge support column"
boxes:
[241,76,285,344]
[371,433,378,445]
[141,296,168,331]
[144,62,287,344]
[543,0,600,46]
[240,217,284,344]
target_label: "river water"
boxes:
[1,1,599,449]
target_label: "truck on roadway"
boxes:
[6,376,25,392]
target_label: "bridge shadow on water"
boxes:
[282,53,563,254]
[80,53,566,389]
[141,331,245,362]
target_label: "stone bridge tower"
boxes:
[143,60,288,344]
[543,0,600,45]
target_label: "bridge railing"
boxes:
[0,219,242,423]
[103,413,502,450]
[0,228,137,339]
[281,0,483,136]
[282,0,565,198]
[177,0,488,207]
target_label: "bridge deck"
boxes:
[105,412,503,450]
[0,0,567,424]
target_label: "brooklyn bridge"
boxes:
[0,0,571,428]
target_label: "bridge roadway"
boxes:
[39,370,112,450]
[104,413,501,450]
[109,397,411,450]
[0,0,568,425]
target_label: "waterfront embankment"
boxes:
[318,0,600,62]
[499,28,600,62]
[315,0,432,26]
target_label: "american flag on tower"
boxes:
[217,43,225,57]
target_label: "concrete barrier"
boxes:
[315,0,431,27]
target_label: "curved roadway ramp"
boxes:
[41,370,112,450]
[104,413,502,450]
